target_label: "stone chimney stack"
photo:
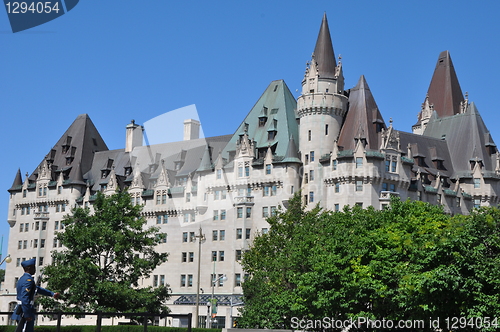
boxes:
[125,120,143,152]
[183,119,200,141]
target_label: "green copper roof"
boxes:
[222,80,298,160]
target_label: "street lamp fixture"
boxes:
[208,274,227,328]
[1,254,12,265]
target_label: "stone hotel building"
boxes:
[2,13,499,327]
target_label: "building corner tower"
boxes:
[297,13,348,205]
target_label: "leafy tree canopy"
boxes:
[40,191,169,316]
[239,194,500,331]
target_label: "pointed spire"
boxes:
[313,13,337,79]
[338,75,386,150]
[281,136,301,163]
[9,169,23,191]
[197,145,214,172]
[426,51,464,118]
[70,162,86,186]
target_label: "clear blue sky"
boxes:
[1,1,500,262]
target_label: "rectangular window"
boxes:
[236,228,242,239]
[356,180,363,192]
[40,239,45,248]
[219,251,225,261]
[437,194,442,204]
[385,159,390,172]
[188,274,193,287]
[245,166,250,177]
[222,190,227,199]
[262,207,269,218]
[263,186,270,196]
[186,193,191,202]
[382,183,388,191]
[310,151,315,162]
[212,251,217,262]
[182,232,188,243]
[334,204,340,212]
[245,228,251,240]
[271,185,277,196]
[216,169,222,179]
[474,198,481,208]
[356,157,363,169]
[309,170,314,181]
[34,239,38,248]
[163,215,168,224]
[220,210,226,220]
[235,250,242,261]
[271,206,277,216]
[325,124,329,135]
[161,194,167,204]
[266,164,271,175]
[235,273,241,287]
[246,207,252,218]
[474,178,481,188]
[189,252,194,262]
[213,210,219,221]
[308,130,311,141]
[214,191,220,200]
[35,222,39,231]
[391,160,397,172]
[157,216,162,224]
[237,207,243,218]
[262,228,269,234]
[153,275,158,287]
[220,230,225,241]
[182,252,187,262]
[53,238,58,248]
[333,159,337,170]
[456,197,461,207]
[18,241,22,250]
[218,274,224,286]
[390,184,396,192]
[180,275,186,287]
[238,167,243,177]
[212,230,218,241]
[335,182,340,193]
[160,275,165,286]
[184,213,190,223]
[309,191,314,203]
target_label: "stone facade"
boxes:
[2,13,499,328]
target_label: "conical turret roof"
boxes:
[426,51,464,118]
[313,13,337,80]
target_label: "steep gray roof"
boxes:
[338,75,386,150]
[423,102,497,174]
[30,114,108,184]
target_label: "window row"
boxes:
[19,220,65,233]
[15,256,44,268]
[18,239,45,250]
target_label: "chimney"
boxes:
[125,120,143,152]
[184,119,200,141]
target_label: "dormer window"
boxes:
[268,131,276,140]
[259,117,267,127]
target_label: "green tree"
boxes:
[239,194,500,331]
[40,191,169,316]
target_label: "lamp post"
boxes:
[208,274,227,328]
[193,227,205,328]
